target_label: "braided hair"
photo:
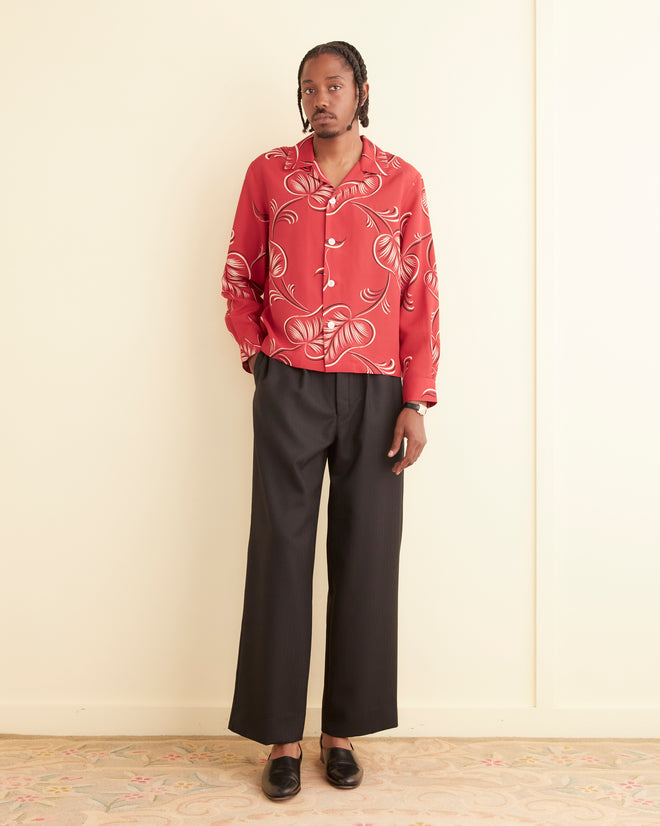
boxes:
[297,41,370,133]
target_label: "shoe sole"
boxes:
[263,785,301,801]
[325,776,363,789]
[263,790,301,800]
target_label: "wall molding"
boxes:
[3,705,660,739]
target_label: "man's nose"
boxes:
[315,89,330,109]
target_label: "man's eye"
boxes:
[303,88,314,94]
[330,85,341,91]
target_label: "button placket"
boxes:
[323,188,342,363]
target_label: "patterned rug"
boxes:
[1,735,659,825]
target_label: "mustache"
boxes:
[313,110,335,119]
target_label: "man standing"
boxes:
[221,40,439,800]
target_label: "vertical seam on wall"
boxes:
[535,0,557,712]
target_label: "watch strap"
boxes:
[404,402,427,415]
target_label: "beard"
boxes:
[313,124,342,139]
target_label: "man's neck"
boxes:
[312,129,363,166]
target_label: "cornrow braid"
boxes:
[297,40,370,133]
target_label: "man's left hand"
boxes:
[387,406,427,475]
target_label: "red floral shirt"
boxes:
[221,134,440,406]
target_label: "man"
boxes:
[221,40,439,801]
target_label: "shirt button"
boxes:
[327,279,335,287]
[329,197,337,205]
[327,237,336,245]
[327,320,336,329]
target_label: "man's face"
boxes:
[300,53,367,139]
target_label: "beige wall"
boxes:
[1,0,658,737]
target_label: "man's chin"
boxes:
[313,125,342,139]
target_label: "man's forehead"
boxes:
[301,73,348,83]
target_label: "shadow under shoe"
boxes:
[319,734,364,788]
[261,744,303,801]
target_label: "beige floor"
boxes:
[1,734,659,825]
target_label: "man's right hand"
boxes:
[247,353,258,373]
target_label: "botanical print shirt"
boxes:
[221,134,440,406]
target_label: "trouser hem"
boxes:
[321,710,399,739]
[228,713,305,747]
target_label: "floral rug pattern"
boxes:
[1,735,659,825]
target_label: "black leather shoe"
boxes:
[319,734,363,788]
[261,744,302,800]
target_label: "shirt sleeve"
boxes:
[221,160,269,372]
[398,174,440,407]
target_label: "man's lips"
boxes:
[313,112,334,121]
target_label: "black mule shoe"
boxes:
[319,733,364,788]
[262,743,302,801]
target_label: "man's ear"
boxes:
[361,81,370,103]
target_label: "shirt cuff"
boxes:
[402,374,437,408]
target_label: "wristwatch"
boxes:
[403,402,428,416]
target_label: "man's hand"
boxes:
[388,407,427,475]
[247,353,258,373]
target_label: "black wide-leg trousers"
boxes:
[228,353,404,745]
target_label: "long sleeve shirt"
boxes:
[221,133,440,406]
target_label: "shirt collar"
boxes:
[283,134,388,181]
